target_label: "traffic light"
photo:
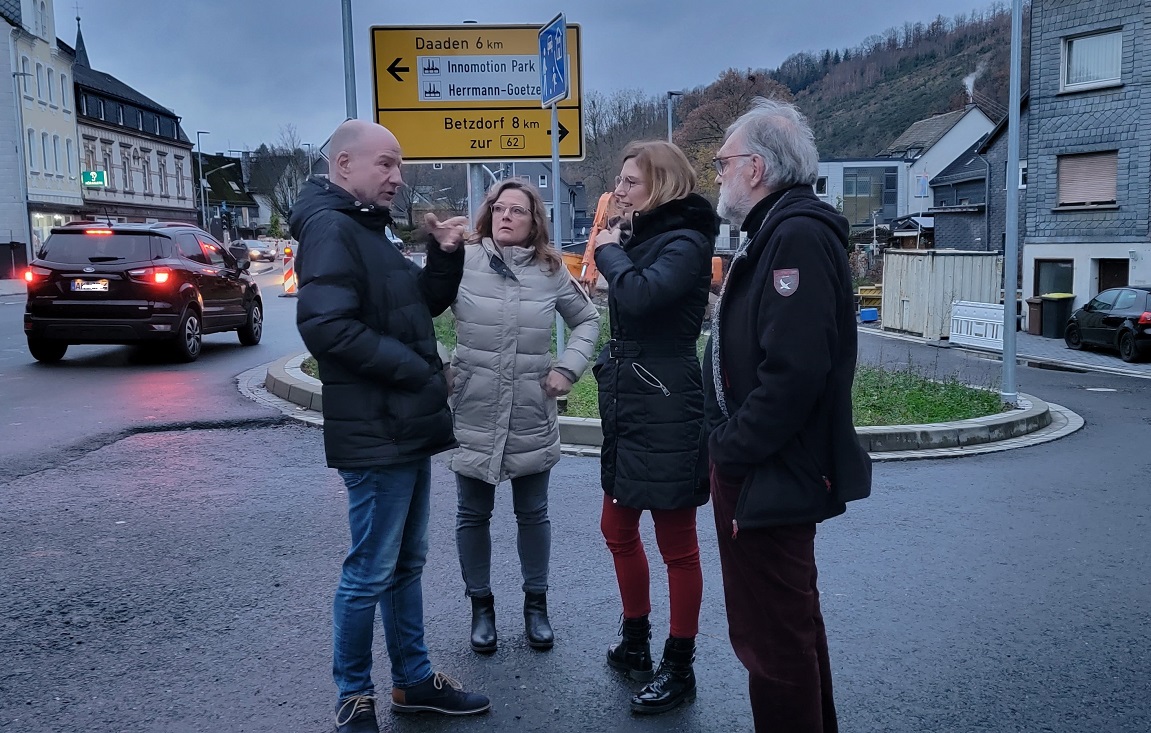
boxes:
[221,211,233,229]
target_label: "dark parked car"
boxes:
[1064,286,1151,363]
[24,221,263,363]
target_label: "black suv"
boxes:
[24,221,263,363]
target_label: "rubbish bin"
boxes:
[1039,293,1076,339]
[1025,297,1043,336]
[1,242,29,280]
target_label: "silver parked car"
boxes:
[236,239,277,262]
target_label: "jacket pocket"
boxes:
[733,453,830,530]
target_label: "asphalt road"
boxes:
[1,284,1148,732]
[0,265,302,480]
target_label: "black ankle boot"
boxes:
[630,636,696,714]
[606,614,653,682]
[469,594,497,654]
[523,592,554,650]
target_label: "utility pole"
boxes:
[666,91,683,143]
[341,0,357,119]
[196,131,209,228]
[1001,0,1024,407]
[12,72,34,259]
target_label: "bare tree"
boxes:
[249,125,311,221]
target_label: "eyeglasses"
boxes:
[712,153,756,175]
[491,203,531,218]
[614,175,644,192]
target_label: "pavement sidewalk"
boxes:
[0,278,26,297]
[861,323,1151,379]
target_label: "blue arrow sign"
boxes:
[538,14,568,108]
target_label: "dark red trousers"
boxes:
[600,494,702,638]
[711,465,837,733]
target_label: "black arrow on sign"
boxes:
[387,58,409,83]
[546,122,570,143]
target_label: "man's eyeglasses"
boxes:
[614,176,644,192]
[712,153,756,175]
[491,203,531,218]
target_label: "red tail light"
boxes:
[1139,312,1151,325]
[127,266,173,285]
[84,229,114,235]
[24,266,51,284]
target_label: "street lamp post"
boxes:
[302,142,313,177]
[12,72,34,259]
[196,131,209,227]
[666,91,684,143]
[200,162,236,233]
[341,0,357,119]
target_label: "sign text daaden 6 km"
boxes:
[371,24,582,162]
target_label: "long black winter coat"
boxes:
[594,193,718,511]
[705,185,872,530]
[291,177,463,468]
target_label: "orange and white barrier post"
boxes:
[281,243,297,297]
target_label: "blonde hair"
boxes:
[470,179,562,273]
[621,141,697,212]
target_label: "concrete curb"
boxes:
[263,353,1066,456]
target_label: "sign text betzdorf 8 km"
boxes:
[371,24,582,162]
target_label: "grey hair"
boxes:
[725,97,819,189]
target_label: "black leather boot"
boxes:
[469,594,497,654]
[630,636,696,714]
[523,592,554,650]
[606,614,654,682]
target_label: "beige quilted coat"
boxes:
[449,239,600,484]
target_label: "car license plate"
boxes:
[72,279,109,292]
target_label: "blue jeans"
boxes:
[333,460,434,700]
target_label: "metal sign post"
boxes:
[540,13,569,356]
[1001,0,1024,407]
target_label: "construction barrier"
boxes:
[281,244,297,297]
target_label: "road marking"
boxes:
[1085,387,1118,392]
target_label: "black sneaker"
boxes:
[334,694,379,733]
[391,671,491,716]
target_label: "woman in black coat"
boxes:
[592,140,717,715]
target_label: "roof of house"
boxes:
[193,154,258,207]
[58,36,192,145]
[930,135,991,186]
[880,108,971,158]
[977,91,1031,154]
[0,1,21,27]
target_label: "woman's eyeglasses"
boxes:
[491,203,531,218]
[614,176,643,192]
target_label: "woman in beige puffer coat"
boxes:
[449,179,600,655]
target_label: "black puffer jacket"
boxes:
[593,193,718,510]
[291,177,463,468]
[706,185,872,530]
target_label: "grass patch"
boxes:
[851,365,1004,426]
[301,356,318,379]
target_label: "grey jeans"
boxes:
[455,470,551,597]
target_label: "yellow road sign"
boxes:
[380,107,581,162]
[371,24,582,162]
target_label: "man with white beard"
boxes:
[703,98,872,732]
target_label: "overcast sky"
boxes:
[60,0,1003,155]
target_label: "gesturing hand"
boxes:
[425,213,469,253]
[541,369,574,398]
[594,226,620,249]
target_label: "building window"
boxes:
[158,155,169,196]
[36,63,44,100]
[539,175,548,188]
[1035,260,1074,296]
[21,57,30,94]
[39,2,47,36]
[815,176,827,196]
[47,69,54,104]
[66,139,75,176]
[27,130,37,171]
[41,133,49,171]
[60,75,69,110]
[53,135,61,174]
[120,148,131,191]
[1057,151,1118,207]
[1004,160,1028,189]
[102,148,115,190]
[175,158,186,199]
[1062,30,1122,91]
[142,155,153,194]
